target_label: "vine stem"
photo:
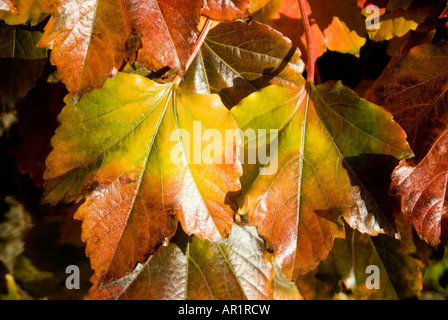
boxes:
[297,0,315,82]
[174,18,213,86]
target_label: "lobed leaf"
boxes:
[367,42,448,246]
[231,81,412,280]
[182,20,305,108]
[37,0,204,101]
[43,72,242,283]
[88,225,274,300]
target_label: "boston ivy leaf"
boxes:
[366,42,448,246]
[392,129,448,247]
[201,0,250,21]
[296,226,423,300]
[358,0,443,41]
[37,0,135,102]
[38,0,203,101]
[122,0,204,75]
[0,23,47,111]
[0,0,54,25]
[88,225,274,300]
[251,0,367,66]
[231,81,412,280]
[367,42,448,159]
[43,72,242,283]
[182,20,304,108]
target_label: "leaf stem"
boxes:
[174,18,213,86]
[298,0,315,82]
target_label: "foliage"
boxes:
[1,0,448,300]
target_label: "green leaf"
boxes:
[182,20,304,108]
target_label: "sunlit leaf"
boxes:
[202,0,250,21]
[251,0,367,65]
[231,81,412,279]
[38,0,203,101]
[0,0,54,25]
[43,72,241,283]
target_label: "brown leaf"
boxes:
[367,41,448,246]
[38,0,204,100]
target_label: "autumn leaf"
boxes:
[296,225,423,300]
[37,0,204,101]
[358,0,443,41]
[182,20,305,107]
[251,0,367,66]
[43,72,241,283]
[392,131,448,247]
[231,81,412,280]
[0,23,47,111]
[201,0,250,21]
[0,0,55,26]
[366,42,448,246]
[88,225,274,300]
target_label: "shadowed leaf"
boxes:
[182,20,305,108]
[296,226,423,300]
[88,225,274,300]
[358,0,443,41]
[367,42,448,246]
[0,23,47,111]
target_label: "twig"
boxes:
[298,0,315,82]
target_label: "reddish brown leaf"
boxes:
[368,42,448,246]
[38,0,204,100]
[392,129,448,247]
[123,0,204,75]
